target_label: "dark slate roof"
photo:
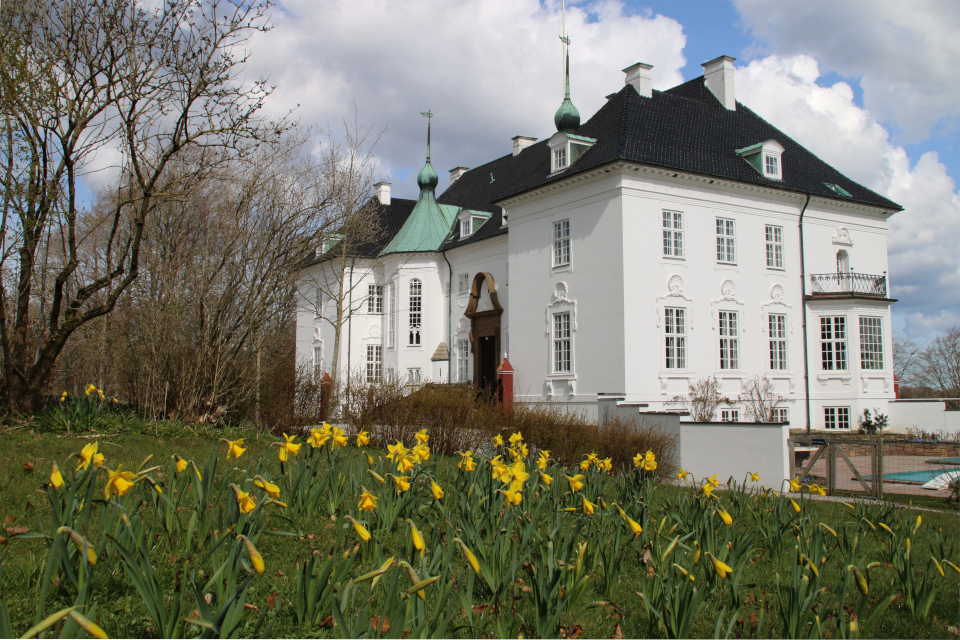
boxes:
[302,197,417,266]
[437,78,901,212]
[438,206,507,251]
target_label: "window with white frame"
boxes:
[553,311,572,373]
[387,282,396,348]
[824,406,850,430]
[772,407,789,423]
[386,366,396,382]
[765,155,779,177]
[457,339,469,382]
[553,220,571,267]
[367,284,383,314]
[407,368,421,384]
[719,311,739,370]
[716,218,736,263]
[461,219,470,238]
[662,211,684,257]
[664,307,686,369]
[765,225,783,268]
[408,279,422,346]
[313,345,323,378]
[720,408,740,422]
[553,146,567,171]
[820,316,847,370]
[458,273,469,294]
[366,345,382,383]
[859,317,884,370]
[769,313,787,370]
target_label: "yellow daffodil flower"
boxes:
[749,471,760,482]
[77,442,103,471]
[407,519,426,556]
[430,479,444,500]
[279,434,301,461]
[223,438,246,459]
[254,476,281,500]
[913,515,922,533]
[499,488,523,506]
[358,487,378,511]
[191,461,203,482]
[718,508,733,526]
[356,430,370,446]
[308,425,331,448]
[643,457,657,472]
[412,443,430,462]
[174,455,188,473]
[50,461,64,490]
[368,469,386,484]
[627,515,643,536]
[493,434,503,446]
[388,474,411,493]
[454,538,480,573]
[789,476,802,492]
[387,441,409,463]
[602,457,613,472]
[85,384,96,396]
[232,484,256,514]
[537,470,553,485]
[632,452,644,468]
[415,428,429,444]
[237,534,265,573]
[397,454,417,473]
[579,459,590,471]
[790,499,801,513]
[509,431,523,444]
[537,450,550,470]
[58,526,97,566]
[345,515,371,542]
[331,427,349,448]
[705,552,732,579]
[702,483,715,497]
[565,474,586,493]
[581,495,597,515]
[708,474,720,488]
[60,391,67,402]
[104,466,137,500]
[677,468,689,480]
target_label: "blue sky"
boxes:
[77,0,959,340]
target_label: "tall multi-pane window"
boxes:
[387,282,396,348]
[407,368,421,384]
[313,345,322,378]
[772,407,789,423]
[553,312,571,373]
[719,311,739,370]
[366,345,382,383]
[458,273,469,294]
[859,317,884,370]
[765,155,779,176]
[662,211,684,257]
[824,407,850,430]
[664,307,686,369]
[461,219,471,238]
[367,284,383,314]
[769,313,787,370]
[408,279,422,346]
[716,218,736,263]
[553,146,567,171]
[765,225,783,268]
[821,317,847,370]
[457,339,469,382]
[553,220,570,267]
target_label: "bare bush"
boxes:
[670,376,731,422]
[738,375,790,422]
[597,415,678,476]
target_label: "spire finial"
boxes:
[421,110,433,160]
[554,0,580,134]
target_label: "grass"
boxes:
[1,420,958,639]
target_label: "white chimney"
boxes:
[702,55,736,110]
[512,136,537,156]
[622,62,653,98]
[448,166,469,185]
[374,181,391,205]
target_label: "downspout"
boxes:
[346,258,355,396]
[442,249,453,383]
[798,194,812,433]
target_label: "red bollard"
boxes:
[497,357,514,413]
[320,372,332,422]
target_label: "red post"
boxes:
[320,372,332,421]
[497,357,514,413]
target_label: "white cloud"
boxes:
[737,54,960,340]
[246,0,687,196]
[733,0,960,142]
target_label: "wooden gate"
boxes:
[788,437,884,499]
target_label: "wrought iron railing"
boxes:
[810,272,887,296]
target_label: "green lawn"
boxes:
[1,421,958,639]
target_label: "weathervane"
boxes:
[559,0,570,93]
[421,110,433,160]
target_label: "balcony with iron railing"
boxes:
[809,272,888,298]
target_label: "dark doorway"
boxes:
[478,336,498,396]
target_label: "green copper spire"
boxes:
[554,21,580,133]
[416,110,439,190]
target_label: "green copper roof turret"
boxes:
[554,49,580,134]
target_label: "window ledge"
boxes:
[662,255,686,261]
[551,264,573,274]
[818,372,851,381]
[766,267,786,272]
[547,373,576,380]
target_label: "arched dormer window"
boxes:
[409,278,422,346]
[735,139,784,180]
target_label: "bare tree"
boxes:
[892,330,921,387]
[0,0,279,410]
[915,326,960,398]
[670,376,731,422]
[738,375,790,422]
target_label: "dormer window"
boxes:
[461,219,471,238]
[456,209,492,240]
[548,132,596,174]
[824,183,852,198]
[735,139,784,181]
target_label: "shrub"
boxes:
[502,402,599,465]
[596,415,678,477]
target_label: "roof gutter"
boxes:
[798,194,812,433]
[442,248,453,382]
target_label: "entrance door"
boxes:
[478,335,498,396]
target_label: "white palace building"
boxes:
[297,49,900,431]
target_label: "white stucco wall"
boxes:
[674,422,791,489]
[887,400,960,435]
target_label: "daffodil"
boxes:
[238,534,265,573]
[104,466,137,500]
[790,499,801,513]
[60,391,67,402]
[407,519,426,556]
[493,434,503,446]
[537,450,550,470]
[388,473,411,493]
[77,442,104,471]
[458,451,476,471]
[397,454,417,473]
[308,425,331,448]
[702,483,715,497]
[223,438,246,459]
[359,487,378,511]
[454,538,481,573]
[581,495,597,515]
[345,515,371,542]
[412,443,430,462]
[718,508,733,526]
[356,430,370,446]
[749,471,760,482]
[254,476,281,500]
[50,461,64,490]
[632,452,644,468]
[627,515,643,536]
[499,488,523,506]
[85,384,96,396]
[331,427,349,448]
[537,469,553,485]
[174,455,188,473]
[387,441,409,464]
[430,479,444,500]
[509,431,523,444]
[190,461,203,482]
[677,468,689,480]
[58,526,97,566]
[705,552,732,579]
[707,474,720,488]
[565,474,586,493]
[415,428,429,444]
[277,434,301,462]
[368,469,386,484]
[789,476,802,492]
[580,460,590,471]
[232,485,256,514]
[602,457,613,472]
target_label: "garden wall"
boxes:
[886,399,960,435]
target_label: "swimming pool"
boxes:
[927,457,960,465]
[864,469,960,487]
